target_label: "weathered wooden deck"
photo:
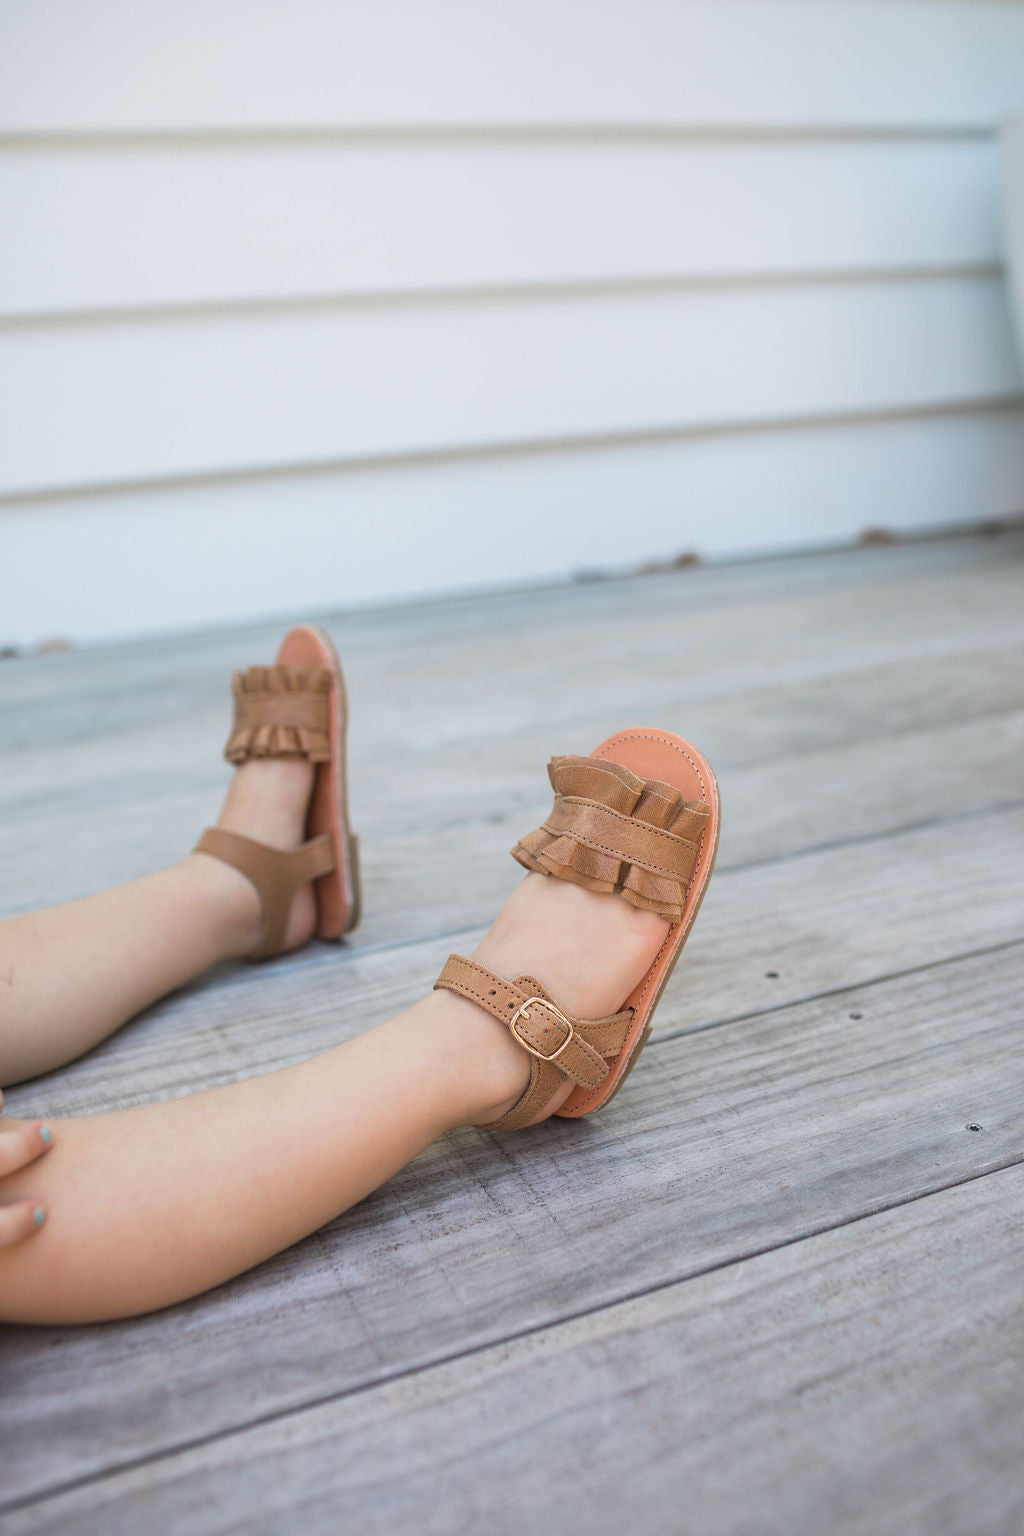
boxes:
[1,531,1023,1535]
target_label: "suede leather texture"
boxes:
[511,754,710,923]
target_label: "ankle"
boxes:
[205,753,319,958]
[218,757,314,850]
[179,852,263,962]
[411,991,532,1129]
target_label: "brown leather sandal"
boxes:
[193,625,360,960]
[434,729,720,1129]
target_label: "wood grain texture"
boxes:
[3,943,1023,1506]
[3,704,1023,940]
[3,533,1023,936]
[6,1166,1019,1536]
[5,529,1024,750]
[2,533,1023,1524]
[5,783,1024,1113]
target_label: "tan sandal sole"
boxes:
[276,624,360,939]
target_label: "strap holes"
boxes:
[488,989,497,996]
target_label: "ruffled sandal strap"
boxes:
[194,827,335,960]
[511,755,711,923]
[434,954,633,1131]
[224,665,333,765]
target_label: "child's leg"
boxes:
[0,758,316,1085]
[0,874,667,1323]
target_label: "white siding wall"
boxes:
[2,0,1024,644]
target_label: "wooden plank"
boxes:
[6,1166,1019,1536]
[357,708,1024,951]
[3,407,1023,647]
[2,536,1021,1509]
[3,536,1024,930]
[5,640,1024,831]
[3,944,1023,1507]
[2,2,1023,134]
[0,139,998,317]
[3,526,1023,725]
[6,799,1024,1115]
[2,277,1019,498]
[3,700,1023,949]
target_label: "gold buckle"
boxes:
[509,997,575,1062]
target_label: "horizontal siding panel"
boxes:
[2,2,1024,134]
[2,1,1021,645]
[0,276,1019,496]
[0,138,1000,317]
[2,407,1022,646]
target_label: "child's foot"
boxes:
[188,624,358,963]
[433,871,671,1125]
[193,756,317,958]
[441,735,718,1128]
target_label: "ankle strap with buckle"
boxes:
[434,954,634,1129]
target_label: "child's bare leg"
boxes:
[0,758,316,1085]
[0,875,666,1324]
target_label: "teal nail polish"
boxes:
[39,1125,52,1145]
[33,1208,45,1228]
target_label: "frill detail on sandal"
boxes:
[224,665,333,764]
[511,755,710,923]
